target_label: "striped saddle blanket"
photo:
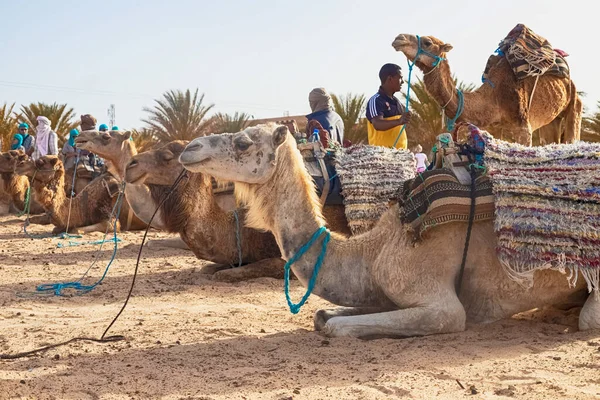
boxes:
[395,169,495,239]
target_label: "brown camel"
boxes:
[392,34,582,146]
[75,130,149,231]
[179,124,599,338]
[16,156,122,234]
[125,141,286,281]
[0,150,45,215]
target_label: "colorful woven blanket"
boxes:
[484,132,600,292]
[334,145,415,235]
[491,24,569,80]
[397,169,495,239]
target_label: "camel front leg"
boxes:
[76,220,120,234]
[212,258,285,282]
[321,295,466,339]
[579,291,600,331]
[146,237,191,250]
[314,307,396,331]
[514,125,533,147]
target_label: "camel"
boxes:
[125,141,286,281]
[391,34,583,146]
[16,155,123,234]
[0,150,45,215]
[75,130,148,231]
[178,124,600,339]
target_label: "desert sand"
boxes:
[0,215,599,399]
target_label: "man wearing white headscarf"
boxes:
[31,116,58,160]
[306,88,344,144]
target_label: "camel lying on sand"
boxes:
[125,141,285,281]
[178,124,600,339]
[16,155,123,234]
[392,33,582,146]
[0,150,44,215]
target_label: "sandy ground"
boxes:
[0,215,598,400]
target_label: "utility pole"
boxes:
[107,104,116,128]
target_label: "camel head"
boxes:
[126,141,189,185]
[76,129,133,159]
[13,153,33,177]
[0,150,26,173]
[179,124,289,184]
[17,156,63,184]
[392,34,453,70]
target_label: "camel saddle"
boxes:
[297,140,343,206]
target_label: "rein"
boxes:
[283,226,331,314]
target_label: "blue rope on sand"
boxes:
[283,226,331,314]
[35,188,125,296]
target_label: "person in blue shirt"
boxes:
[305,88,344,144]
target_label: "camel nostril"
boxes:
[185,143,202,153]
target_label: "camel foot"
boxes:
[146,237,191,250]
[579,291,600,331]
[321,297,466,339]
[314,307,392,331]
[199,263,231,275]
[212,258,285,282]
[28,215,51,225]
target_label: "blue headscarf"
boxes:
[68,129,79,147]
[18,123,28,130]
[11,133,24,150]
[111,125,119,131]
[99,123,109,131]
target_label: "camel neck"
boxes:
[106,141,137,181]
[35,173,66,218]
[239,138,384,307]
[423,61,460,117]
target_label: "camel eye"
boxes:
[422,39,432,47]
[102,134,111,141]
[161,151,174,162]
[234,136,253,151]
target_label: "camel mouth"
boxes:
[75,139,89,147]
[392,35,410,50]
[125,172,147,184]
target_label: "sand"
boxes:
[0,215,599,399]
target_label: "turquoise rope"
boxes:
[393,35,446,147]
[36,186,125,296]
[445,89,464,132]
[283,226,331,314]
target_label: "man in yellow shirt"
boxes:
[366,63,412,149]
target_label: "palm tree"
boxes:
[130,128,159,152]
[583,101,600,134]
[331,93,368,144]
[0,103,16,151]
[142,89,214,142]
[401,77,476,150]
[18,102,78,147]
[212,112,252,134]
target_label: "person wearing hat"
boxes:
[62,129,81,170]
[31,116,58,160]
[365,63,412,149]
[99,124,109,132]
[11,133,25,152]
[16,123,35,155]
[305,88,344,145]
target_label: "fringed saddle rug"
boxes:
[334,145,415,235]
[484,132,600,291]
[485,23,569,81]
[396,169,495,239]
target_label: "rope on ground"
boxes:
[1,171,189,359]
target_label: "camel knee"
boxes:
[579,291,600,331]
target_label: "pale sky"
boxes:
[0,0,597,132]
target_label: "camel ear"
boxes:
[48,157,60,167]
[272,126,289,147]
[441,43,453,53]
[123,131,132,141]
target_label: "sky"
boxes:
[0,0,597,133]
